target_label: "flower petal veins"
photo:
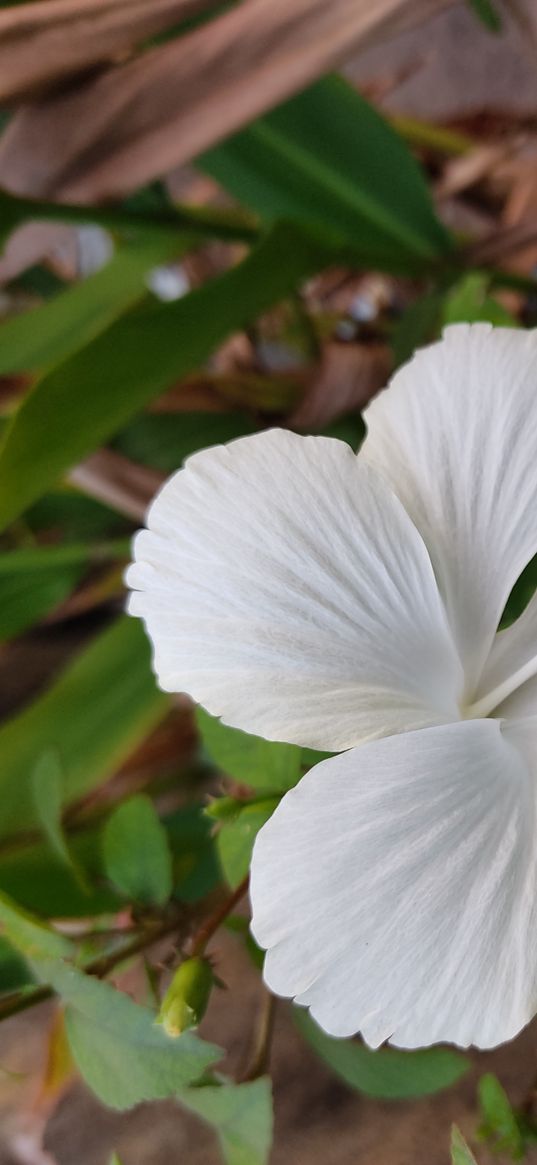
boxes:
[127,429,461,751]
[128,324,537,1049]
[363,324,537,700]
[251,721,537,1049]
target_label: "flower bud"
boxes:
[157,956,213,1037]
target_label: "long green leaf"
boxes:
[0,188,257,248]
[0,221,336,530]
[202,76,453,274]
[0,236,180,374]
[0,617,169,840]
[0,539,128,641]
[451,1126,479,1165]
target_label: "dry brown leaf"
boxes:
[0,0,216,104]
[291,341,391,431]
[465,218,537,266]
[0,222,77,284]
[436,142,517,200]
[0,0,455,200]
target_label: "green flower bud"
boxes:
[157,956,213,1037]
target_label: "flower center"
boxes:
[461,652,537,721]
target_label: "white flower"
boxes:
[126,323,537,1051]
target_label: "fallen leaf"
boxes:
[291,340,390,430]
[0,0,456,200]
[0,0,216,103]
[68,449,163,521]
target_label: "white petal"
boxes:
[362,324,537,697]
[126,430,461,751]
[470,589,537,716]
[250,720,537,1049]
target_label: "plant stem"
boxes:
[190,876,249,957]
[0,913,186,1023]
[241,990,276,1081]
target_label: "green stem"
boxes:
[0,912,186,1022]
[2,190,260,245]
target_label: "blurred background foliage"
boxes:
[1,0,537,1162]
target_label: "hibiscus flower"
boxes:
[127,323,537,1050]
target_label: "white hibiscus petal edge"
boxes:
[127,323,537,1050]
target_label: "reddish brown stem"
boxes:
[190,876,249,957]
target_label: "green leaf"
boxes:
[216,799,279,889]
[0,830,119,918]
[202,76,453,274]
[0,540,128,639]
[31,749,88,889]
[295,1010,469,1099]
[451,1125,479,1165]
[0,188,256,249]
[0,936,34,994]
[443,273,516,327]
[0,190,25,249]
[33,959,221,1108]
[113,412,256,474]
[500,552,537,629]
[0,546,83,641]
[197,707,301,793]
[467,0,501,32]
[27,491,127,542]
[0,889,73,960]
[0,617,169,840]
[102,795,173,907]
[109,1156,124,1165]
[478,1074,525,1159]
[0,221,336,530]
[179,1076,273,1165]
[0,237,177,374]
[391,289,444,367]
[166,804,221,904]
